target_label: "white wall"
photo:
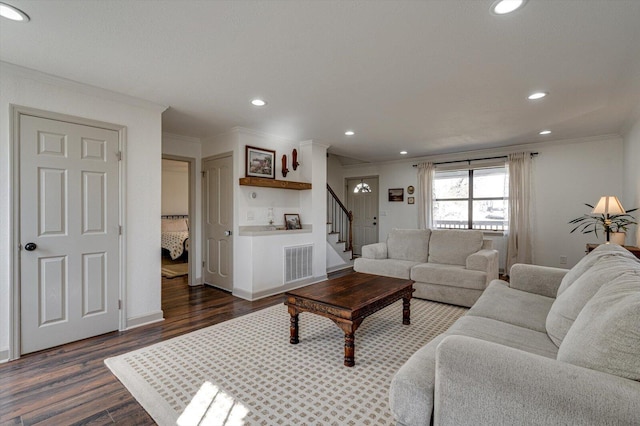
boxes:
[162,159,189,215]
[202,128,327,299]
[335,134,625,269]
[0,63,165,361]
[623,116,640,247]
[339,161,421,243]
[532,136,624,267]
[327,154,346,202]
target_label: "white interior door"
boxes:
[347,177,379,255]
[19,114,120,354]
[203,154,233,291]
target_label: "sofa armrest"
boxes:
[361,242,387,259]
[434,336,640,426]
[508,263,568,298]
[466,247,497,269]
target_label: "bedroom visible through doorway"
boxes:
[161,158,191,280]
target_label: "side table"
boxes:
[586,243,640,260]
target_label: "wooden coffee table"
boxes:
[284,273,414,367]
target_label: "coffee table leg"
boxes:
[403,296,411,325]
[288,308,299,344]
[344,333,355,367]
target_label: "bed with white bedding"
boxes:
[161,216,189,260]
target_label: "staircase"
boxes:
[326,184,354,273]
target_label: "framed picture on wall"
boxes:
[388,188,404,202]
[284,213,302,230]
[246,145,276,179]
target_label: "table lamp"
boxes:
[591,196,625,243]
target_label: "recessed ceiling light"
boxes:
[344,131,355,136]
[0,2,29,22]
[528,92,547,100]
[400,151,408,155]
[251,99,267,107]
[491,0,526,15]
[539,130,552,135]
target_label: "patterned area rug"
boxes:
[161,262,188,278]
[105,299,466,425]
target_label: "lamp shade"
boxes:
[592,196,626,215]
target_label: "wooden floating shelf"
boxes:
[239,177,312,190]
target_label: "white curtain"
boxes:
[417,162,435,229]
[506,152,533,273]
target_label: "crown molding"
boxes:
[162,132,202,144]
[341,133,623,169]
[1,61,168,113]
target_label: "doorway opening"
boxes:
[346,176,380,256]
[161,156,195,284]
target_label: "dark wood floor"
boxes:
[0,276,284,425]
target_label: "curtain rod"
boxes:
[412,152,538,167]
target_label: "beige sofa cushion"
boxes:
[557,243,638,296]
[467,281,554,333]
[353,257,419,280]
[546,255,629,347]
[411,263,487,290]
[428,229,483,266]
[557,270,640,381]
[387,229,431,263]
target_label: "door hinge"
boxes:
[116,151,122,161]
[118,299,122,310]
[202,261,205,267]
[201,171,206,178]
[119,225,122,235]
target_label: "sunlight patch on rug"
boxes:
[105,299,466,425]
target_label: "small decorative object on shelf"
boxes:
[267,208,274,225]
[281,154,289,178]
[292,148,299,170]
[284,213,302,230]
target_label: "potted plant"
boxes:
[569,203,637,244]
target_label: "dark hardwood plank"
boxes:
[0,275,284,425]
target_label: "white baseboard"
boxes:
[233,274,329,301]
[125,310,164,330]
[0,349,9,364]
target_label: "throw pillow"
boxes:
[386,229,430,263]
[557,270,640,381]
[545,255,631,347]
[557,244,638,296]
[428,229,483,266]
[162,218,188,232]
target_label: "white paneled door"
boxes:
[203,154,233,291]
[347,177,379,255]
[19,114,120,355]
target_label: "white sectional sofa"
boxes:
[354,229,499,307]
[389,243,640,425]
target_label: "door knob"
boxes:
[224,230,232,236]
[24,242,37,251]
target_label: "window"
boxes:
[433,166,508,231]
[353,182,371,193]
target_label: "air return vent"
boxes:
[284,244,313,283]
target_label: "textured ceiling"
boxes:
[1,0,640,162]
